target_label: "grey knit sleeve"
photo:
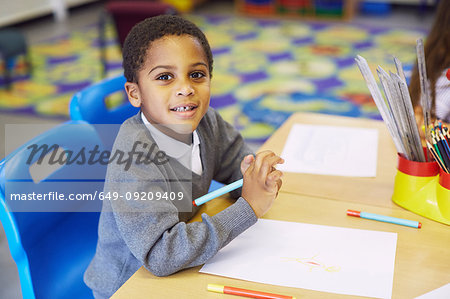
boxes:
[111,192,256,276]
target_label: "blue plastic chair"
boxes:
[69,75,138,150]
[70,75,138,124]
[0,121,106,299]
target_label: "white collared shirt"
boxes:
[141,112,203,175]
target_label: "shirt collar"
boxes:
[140,112,199,159]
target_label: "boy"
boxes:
[84,15,283,298]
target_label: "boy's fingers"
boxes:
[255,151,281,167]
[259,155,284,179]
[276,178,283,191]
[253,151,275,170]
[270,178,282,197]
[242,154,254,165]
[245,151,283,183]
[252,152,274,179]
[265,170,283,188]
[268,170,283,180]
[240,154,255,175]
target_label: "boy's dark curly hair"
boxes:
[122,15,213,83]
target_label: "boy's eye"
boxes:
[156,74,173,80]
[190,72,205,79]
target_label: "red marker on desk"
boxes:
[207,284,296,299]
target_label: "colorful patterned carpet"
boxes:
[0,14,426,142]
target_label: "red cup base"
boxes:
[397,153,440,177]
[439,169,450,190]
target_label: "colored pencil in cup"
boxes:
[427,141,448,172]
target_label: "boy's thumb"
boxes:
[245,154,254,164]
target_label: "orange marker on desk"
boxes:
[207,284,296,299]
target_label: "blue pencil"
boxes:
[347,210,422,228]
[193,179,243,206]
[439,132,450,159]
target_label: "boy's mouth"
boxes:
[169,104,198,112]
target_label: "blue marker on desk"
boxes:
[193,179,243,206]
[347,210,422,228]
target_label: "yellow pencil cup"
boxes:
[392,153,450,225]
[437,169,450,220]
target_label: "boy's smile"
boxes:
[169,102,198,118]
[125,34,211,139]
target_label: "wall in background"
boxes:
[1,0,98,27]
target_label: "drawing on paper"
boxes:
[282,254,341,272]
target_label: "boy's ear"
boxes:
[125,82,141,107]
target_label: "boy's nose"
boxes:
[176,81,194,97]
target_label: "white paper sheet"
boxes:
[201,219,397,299]
[277,124,378,177]
[415,283,450,299]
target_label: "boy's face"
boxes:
[125,34,211,135]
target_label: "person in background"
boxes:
[409,0,450,125]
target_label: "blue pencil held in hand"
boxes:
[193,179,243,206]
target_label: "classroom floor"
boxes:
[0,1,435,298]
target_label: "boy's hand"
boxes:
[241,151,284,218]
[240,154,254,175]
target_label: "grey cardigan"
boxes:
[84,108,257,298]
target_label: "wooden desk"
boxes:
[112,192,450,299]
[112,113,449,299]
[259,113,399,209]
